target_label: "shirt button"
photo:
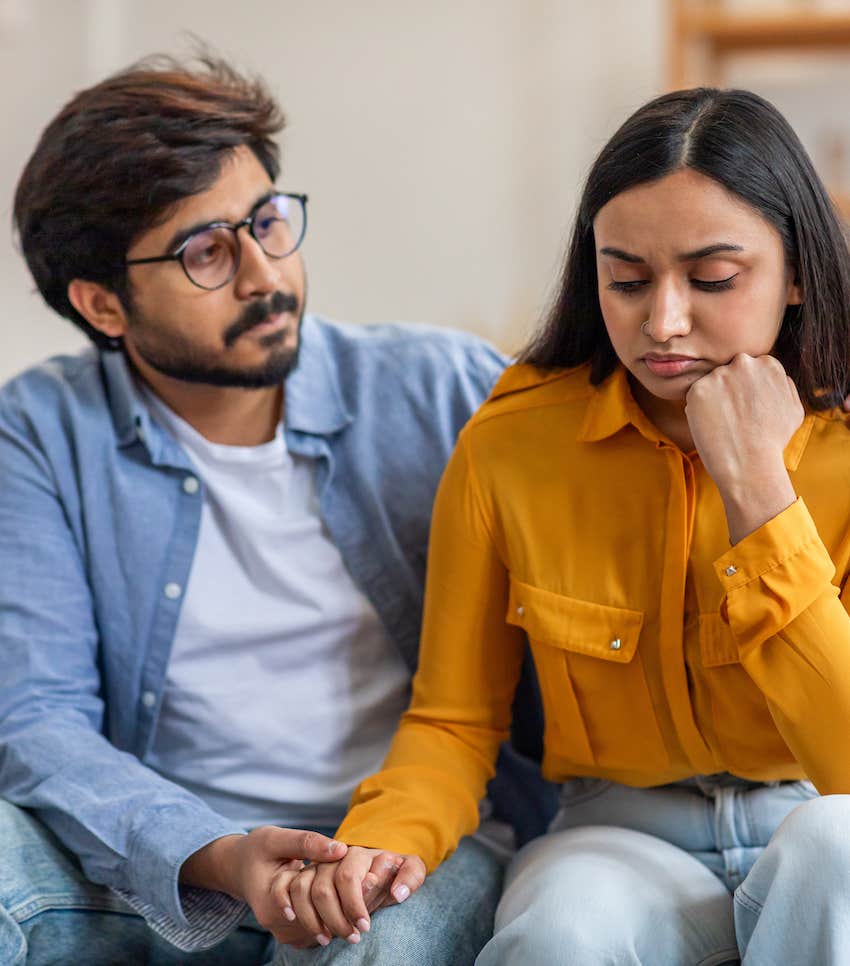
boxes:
[141,690,156,709]
[725,565,738,577]
[182,476,199,495]
[609,638,622,651]
[516,605,524,617]
[164,582,182,600]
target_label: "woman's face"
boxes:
[593,168,802,412]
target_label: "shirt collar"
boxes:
[284,314,353,436]
[578,366,657,444]
[577,363,814,470]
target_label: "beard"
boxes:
[126,289,305,389]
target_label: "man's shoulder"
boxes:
[0,347,105,430]
[307,315,508,385]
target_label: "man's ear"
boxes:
[67,279,130,341]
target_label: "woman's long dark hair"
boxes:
[521,88,850,409]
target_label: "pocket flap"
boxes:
[507,577,643,663]
[698,612,741,667]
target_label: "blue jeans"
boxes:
[477,776,848,965]
[0,801,505,965]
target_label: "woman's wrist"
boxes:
[718,460,796,545]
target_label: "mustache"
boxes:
[223,290,299,348]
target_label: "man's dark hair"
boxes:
[521,88,850,410]
[14,53,285,349]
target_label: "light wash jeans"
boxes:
[0,801,505,965]
[477,775,848,965]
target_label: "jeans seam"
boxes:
[733,884,763,917]
[9,891,132,923]
[557,779,613,808]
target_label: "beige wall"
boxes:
[8,1,850,384]
[0,0,665,381]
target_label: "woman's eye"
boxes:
[607,279,648,296]
[691,273,739,291]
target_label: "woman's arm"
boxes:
[335,429,528,865]
[687,353,850,793]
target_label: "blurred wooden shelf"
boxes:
[670,2,850,87]
[686,10,850,53]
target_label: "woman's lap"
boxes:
[478,778,848,966]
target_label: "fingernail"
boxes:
[346,932,361,945]
[328,840,344,854]
[393,884,410,903]
[357,918,370,933]
[283,906,296,922]
[315,934,331,947]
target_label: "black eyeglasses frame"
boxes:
[125,192,309,291]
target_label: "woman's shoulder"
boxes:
[466,362,596,431]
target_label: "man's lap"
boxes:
[0,799,271,965]
[0,800,505,966]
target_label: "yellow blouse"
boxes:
[336,362,850,871]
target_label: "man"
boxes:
[0,54,555,965]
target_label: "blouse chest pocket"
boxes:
[507,577,669,771]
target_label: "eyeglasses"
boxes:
[125,192,308,291]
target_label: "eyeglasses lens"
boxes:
[182,228,239,289]
[252,195,306,259]
[179,195,306,289]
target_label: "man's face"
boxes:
[122,145,306,388]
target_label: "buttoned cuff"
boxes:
[114,884,249,953]
[714,498,837,649]
[120,809,248,951]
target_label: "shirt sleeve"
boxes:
[715,497,850,793]
[335,432,526,870]
[0,398,247,951]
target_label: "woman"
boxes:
[291,88,850,964]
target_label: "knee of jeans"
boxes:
[487,904,620,966]
[770,795,850,877]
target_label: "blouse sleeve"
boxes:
[335,432,527,870]
[715,497,850,793]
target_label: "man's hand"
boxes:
[289,846,426,945]
[180,826,346,944]
[685,353,802,544]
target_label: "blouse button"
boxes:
[609,638,622,651]
[516,605,524,617]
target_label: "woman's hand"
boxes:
[288,846,426,946]
[685,353,803,544]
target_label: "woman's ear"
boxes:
[67,279,129,341]
[786,270,803,307]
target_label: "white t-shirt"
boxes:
[143,390,411,830]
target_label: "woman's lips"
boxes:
[641,354,704,377]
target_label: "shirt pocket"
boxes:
[697,613,794,770]
[507,577,669,771]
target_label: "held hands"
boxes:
[685,353,803,544]
[180,826,347,948]
[287,846,426,948]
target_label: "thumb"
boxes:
[269,827,348,863]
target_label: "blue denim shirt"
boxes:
[0,315,556,949]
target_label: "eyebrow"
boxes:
[164,189,278,253]
[599,243,744,264]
